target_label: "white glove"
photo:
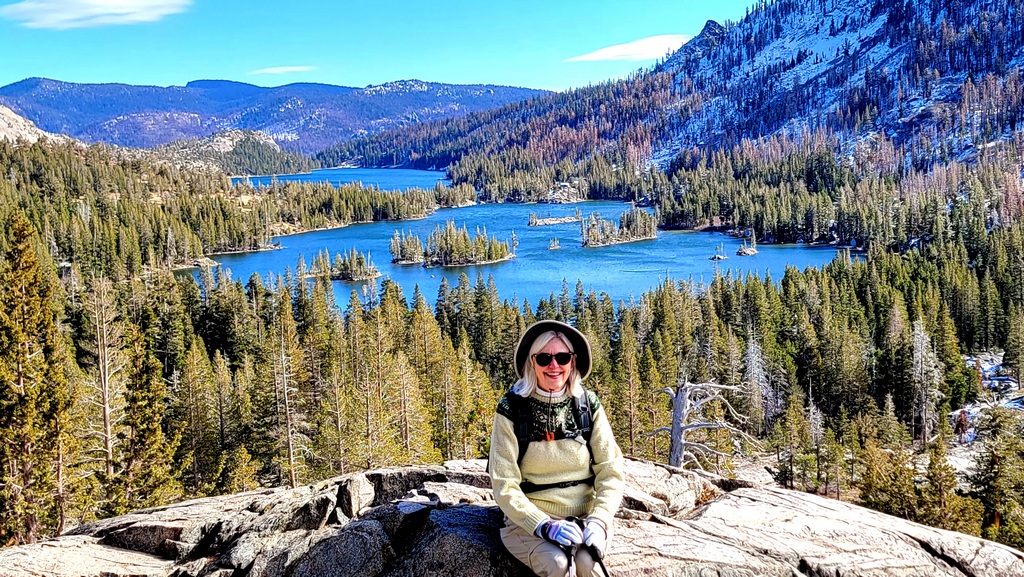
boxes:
[583,518,607,557]
[538,519,584,546]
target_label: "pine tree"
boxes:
[820,428,845,499]
[409,289,459,457]
[611,313,644,454]
[856,438,890,513]
[390,351,441,465]
[343,290,376,469]
[211,351,232,454]
[1003,305,1024,383]
[877,298,913,431]
[0,213,74,543]
[173,339,219,493]
[270,279,309,488]
[969,408,1024,548]
[454,335,498,459]
[742,333,772,435]
[217,445,259,494]
[877,393,911,449]
[638,345,665,460]
[777,384,812,490]
[918,437,982,535]
[106,322,181,515]
[885,444,918,520]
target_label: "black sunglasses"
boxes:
[533,352,574,367]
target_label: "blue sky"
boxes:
[0,0,752,91]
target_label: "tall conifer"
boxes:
[0,213,73,543]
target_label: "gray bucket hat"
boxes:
[514,320,592,379]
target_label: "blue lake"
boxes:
[233,167,449,190]
[216,169,845,306]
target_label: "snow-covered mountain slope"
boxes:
[653,0,1023,166]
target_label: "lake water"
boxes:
[234,167,449,190]
[217,169,844,306]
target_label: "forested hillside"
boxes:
[0,140,475,279]
[154,130,314,176]
[318,0,1023,206]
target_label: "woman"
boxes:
[490,320,625,577]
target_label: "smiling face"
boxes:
[533,335,575,393]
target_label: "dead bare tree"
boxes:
[651,378,759,470]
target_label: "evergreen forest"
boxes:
[3,0,1024,555]
[3,133,1024,550]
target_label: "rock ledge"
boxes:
[0,458,1021,577]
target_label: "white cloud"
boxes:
[248,66,316,75]
[0,0,190,29]
[566,34,690,62]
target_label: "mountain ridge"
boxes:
[0,77,548,153]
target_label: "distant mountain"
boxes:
[0,78,547,154]
[318,0,1024,175]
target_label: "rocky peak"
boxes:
[0,458,1020,577]
[659,20,727,72]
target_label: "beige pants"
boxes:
[500,518,606,577]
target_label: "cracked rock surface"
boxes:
[0,458,1021,577]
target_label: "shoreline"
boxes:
[529,216,582,226]
[583,234,657,248]
[331,272,382,282]
[423,254,516,269]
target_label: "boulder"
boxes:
[0,458,1021,577]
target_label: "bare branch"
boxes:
[680,441,732,458]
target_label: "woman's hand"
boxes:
[583,518,607,557]
[537,519,584,546]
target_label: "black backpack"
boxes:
[506,390,596,493]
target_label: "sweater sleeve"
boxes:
[489,412,550,535]
[586,404,625,530]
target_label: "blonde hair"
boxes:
[512,330,584,398]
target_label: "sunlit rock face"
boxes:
[0,104,67,144]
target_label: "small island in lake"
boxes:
[392,220,514,268]
[736,231,758,256]
[581,206,657,248]
[311,248,381,281]
[529,208,583,226]
[710,243,728,261]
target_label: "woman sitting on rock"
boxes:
[489,320,625,577]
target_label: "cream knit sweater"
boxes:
[489,387,625,535]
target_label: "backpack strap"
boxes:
[573,390,594,464]
[508,391,532,465]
